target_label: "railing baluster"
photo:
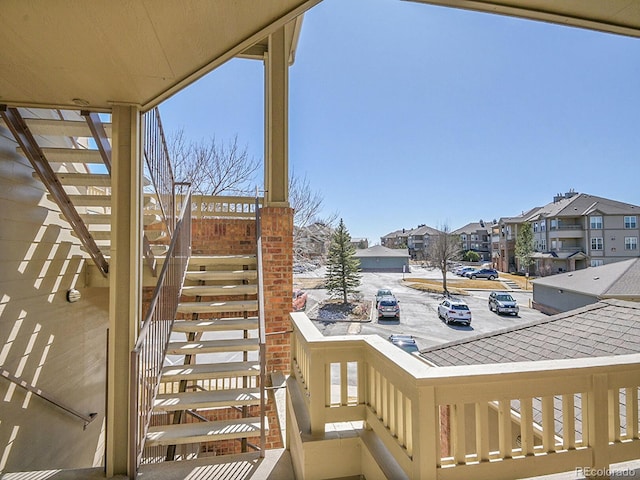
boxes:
[541,395,555,452]
[627,387,639,440]
[563,394,576,450]
[499,399,513,459]
[475,401,490,462]
[609,388,621,442]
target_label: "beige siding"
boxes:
[0,118,108,472]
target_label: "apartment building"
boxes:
[453,221,491,261]
[494,191,640,274]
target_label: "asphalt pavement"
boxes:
[298,265,548,352]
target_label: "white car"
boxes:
[438,298,472,326]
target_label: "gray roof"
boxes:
[452,222,489,235]
[354,245,409,258]
[502,192,640,225]
[532,258,640,297]
[408,225,441,236]
[420,299,640,367]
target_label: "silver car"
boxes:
[488,291,519,315]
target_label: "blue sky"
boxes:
[159,0,640,244]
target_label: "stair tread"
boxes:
[167,338,259,355]
[181,284,258,296]
[177,300,258,313]
[184,270,258,281]
[172,318,258,332]
[154,388,261,411]
[77,213,162,225]
[189,255,256,267]
[161,361,260,381]
[20,117,111,137]
[24,147,104,163]
[146,417,263,447]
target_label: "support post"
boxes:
[106,105,143,477]
[264,25,289,207]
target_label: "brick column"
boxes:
[260,206,294,373]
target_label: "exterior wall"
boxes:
[357,257,408,272]
[0,118,109,472]
[532,284,598,314]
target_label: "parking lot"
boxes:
[298,266,548,351]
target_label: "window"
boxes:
[540,220,546,232]
[551,219,558,229]
[625,237,638,250]
[591,259,604,267]
[461,234,467,241]
[539,239,546,251]
[591,237,603,250]
[624,216,637,229]
[533,222,539,233]
[590,216,603,229]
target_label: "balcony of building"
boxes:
[287,311,640,480]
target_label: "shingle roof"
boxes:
[532,258,640,297]
[420,299,640,367]
[452,222,489,234]
[353,245,409,258]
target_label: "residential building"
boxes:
[380,229,409,249]
[1,3,639,480]
[350,237,369,249]
[494,191,640,275]
[532,258,640,314]
[453,221,491,261]
[354,245,410,272]
[294,222,333,261]
[406,224,441,260]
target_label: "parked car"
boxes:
[388,334,419,353]
[456,266,477,276]
[375,288,394,306]
[488,291,519,315]
[378,296,400,321]
[292,289,308,311]
[465,268,499,280]
[438,298,472,326]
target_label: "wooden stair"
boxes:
[146,253,266,460]
[7,108,170,273]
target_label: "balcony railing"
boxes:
[550,224,583,231]
[289,312,640,480]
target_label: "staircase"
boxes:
[144,253,267,461]
[1,107,171,276]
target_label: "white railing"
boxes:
[289,312,640,480]
[191,195,262,219]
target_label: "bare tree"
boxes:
[290,170,337,264]
[428,224,462,295]
[167,128,260,195]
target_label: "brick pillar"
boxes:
[260,206,294,373]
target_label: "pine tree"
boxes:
[325,219,361,303]
[515,222,535,274]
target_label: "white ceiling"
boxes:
[0,0,637,112]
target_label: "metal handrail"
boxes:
[143,107,176,234]
[255,193,267,457]
[1,367,97,429]
[129,186,192,476]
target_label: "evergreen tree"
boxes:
[325,219,361,303]
[515,222,535,274]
